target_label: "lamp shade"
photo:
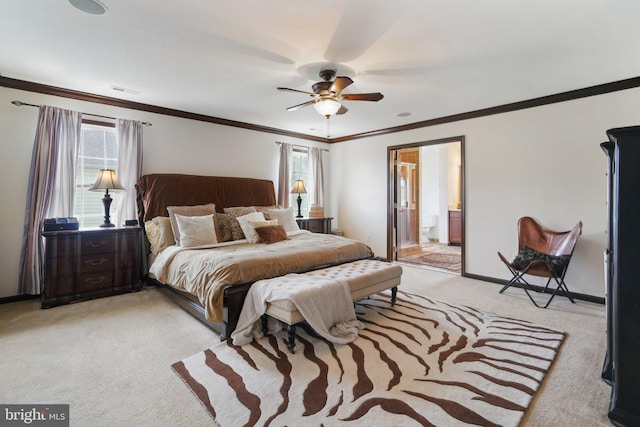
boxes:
[291,179,307,194]
[88,169,124,191]
[313,99,341,117]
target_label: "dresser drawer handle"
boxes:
[85,258,108,266]
[85,277,106,285]
[86,241,106,248]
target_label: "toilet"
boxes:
[421,215,438,243]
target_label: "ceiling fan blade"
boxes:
[339,93,384,102]
[331,76,353,95]
[286,100,315,111]
[277,87,316,96]
[336,105,349,115]
[324,1,401,62]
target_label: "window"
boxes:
[74,123,117,228]
[291,147,309,216]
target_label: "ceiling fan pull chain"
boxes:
[326,116,331,138]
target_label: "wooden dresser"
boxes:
[296,217,333,234]
[42,227,142,308]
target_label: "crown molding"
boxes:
[330,76,640,143]
[0,75,330,143]
[3,74,639,144]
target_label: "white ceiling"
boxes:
[2,0,639,139]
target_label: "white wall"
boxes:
[437,145,449,243]
[446,142,461,210]
[420,146,440,242]
[3,84,638,300]
[418,142,461,244]
[329,87,640,298]
[0,86,327,298]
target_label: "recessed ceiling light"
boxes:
[68,0,107,15]
[397,112,411,118]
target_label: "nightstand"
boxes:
[41,227,142,308]
[296,217,333,234]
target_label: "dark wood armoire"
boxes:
[601,125,640,427]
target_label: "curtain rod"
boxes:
[11,100,152,126]
[275,141,328,152]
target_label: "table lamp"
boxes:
[290,179,307,218]
[89,169,124,227]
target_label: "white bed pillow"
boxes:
[174,213,218,247]
[253,205,282,219]
[167,203,217,245]
[236,212,267,243]
[266,208,300,233]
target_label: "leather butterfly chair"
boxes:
[498,217,582,308]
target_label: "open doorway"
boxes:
[387,136,465,274]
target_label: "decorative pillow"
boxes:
[223,206,257,240]
[151,216,175,254]
[252,219,278,242]
[144,220,161,255]
[216,213,234,242]
[255,225,290,244]
[252,219,278,229]
[167,203,217,245]
[266,208,300,233]
[253,205,282,220]
[236,212,267,244]
[174,213,218,247]
[512,246,571,276]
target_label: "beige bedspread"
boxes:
[148,230,374,322]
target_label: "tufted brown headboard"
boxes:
[135,173,277,224]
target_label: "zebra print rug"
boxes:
[172,290,565,426]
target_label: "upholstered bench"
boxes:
[261,259,402,353]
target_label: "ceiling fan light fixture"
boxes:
[314,99,341,117]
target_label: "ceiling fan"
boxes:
[277,69,384,118]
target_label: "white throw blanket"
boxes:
[231,273,364,346]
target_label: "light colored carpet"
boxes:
[174,290,565,426]
[0,264,612,426]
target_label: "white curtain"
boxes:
[19,106,81,294]
[114,119,143,227]
[277,142,292,208]
[308,147,324,207]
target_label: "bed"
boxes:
[136,173,374,339]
